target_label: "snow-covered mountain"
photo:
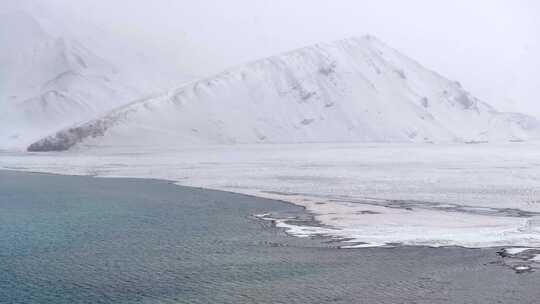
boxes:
[28,36,540,151]
[0,11,139,150]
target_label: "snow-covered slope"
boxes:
[28,36,540,151]
[0,11,138,150]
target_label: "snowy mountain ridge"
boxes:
[0,11,139,150]
[28,35,540,151]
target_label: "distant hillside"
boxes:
[0,11,138,150]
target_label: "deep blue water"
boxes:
[1,170,539,304]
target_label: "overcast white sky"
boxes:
[4,0,539,117]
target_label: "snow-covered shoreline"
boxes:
[2,142,540,250]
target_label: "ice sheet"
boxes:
[2,142,540,248]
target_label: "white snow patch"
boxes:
[503,248,536,255]
[514,265,532,272]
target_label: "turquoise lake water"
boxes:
[1,170,539,304]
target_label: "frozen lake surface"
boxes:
[2,142,540,249]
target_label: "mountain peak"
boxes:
[0,11,135,150]
[26,36,540,151]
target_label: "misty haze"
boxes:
[1,1,540,303]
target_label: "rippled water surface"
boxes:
[1,171,539,304]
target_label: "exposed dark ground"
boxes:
[1,170,539,304]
